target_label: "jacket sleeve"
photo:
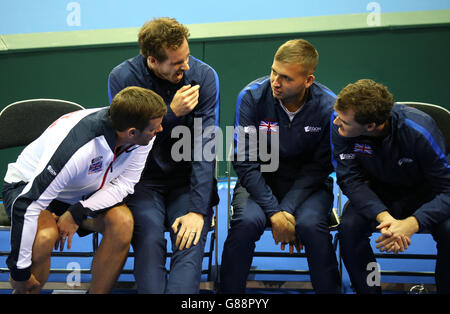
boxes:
[108,70,124,104]
[331,119,388,220]
[408,122,450,231]
[70,142,153,225]
[232,89,280,217]
[278,116,334,214]
[187,67,220,215]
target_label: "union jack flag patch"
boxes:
[354,143,373,155]
[259,120,279,134]
[88,156,103,174]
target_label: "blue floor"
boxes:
[0,175,438,294]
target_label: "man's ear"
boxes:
[366,122,377,132]
[147,56,158,67]
[305,74,315,88]
[127,128,137,138]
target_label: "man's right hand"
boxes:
[170,84,200,117]
[10,274,40,294]
[270,211,296,245]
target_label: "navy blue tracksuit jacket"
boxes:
[233,76,336,216]
[332,104,450,231]
[108,54,220,216]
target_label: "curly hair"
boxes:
[335,79,394,125]
[138,17,190,62]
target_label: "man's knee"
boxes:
[32,228,58,263]
[340,213,358,237]
[102,204,134,243]
[339,203,373,244]
[230,206,266,238]
[295,210,330,244]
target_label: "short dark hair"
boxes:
[335,79,394,125]
[138,17,190,62]
[110,86,167,132]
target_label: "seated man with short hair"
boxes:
[3,86,166,294]
[332,79,450,293]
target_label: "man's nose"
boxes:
[333,116,340,126]
[272,75,280,87]
[181,59,190,71]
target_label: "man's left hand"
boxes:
[172,212,204,250]
[55,211,79,251]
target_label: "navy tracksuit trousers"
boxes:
[340,186,450,294]
[127,180,212,294]
[220,178,341,293]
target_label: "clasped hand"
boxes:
[375,215,419,254]
[270,211,303,254]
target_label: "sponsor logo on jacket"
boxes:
[398,157,414,166]
[304,126,322,133]
[339,153,356,160]
[47,165,57,176]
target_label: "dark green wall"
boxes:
[0,43,204,109]
[1,25,449,181]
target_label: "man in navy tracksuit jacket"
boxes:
[220,39,341,293]
[108,18,219,293]
[332,79,450,293]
